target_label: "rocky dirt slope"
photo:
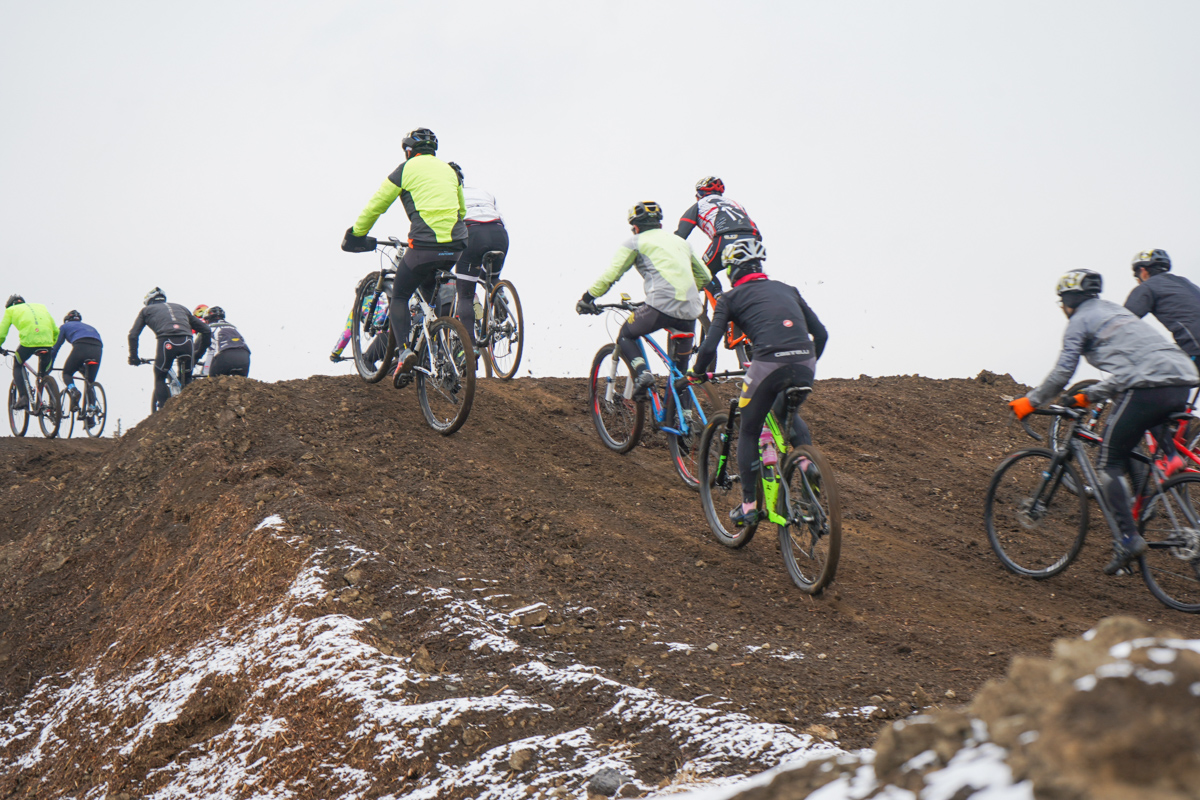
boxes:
[1,372,1197,799]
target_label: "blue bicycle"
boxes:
[587,297,713,488]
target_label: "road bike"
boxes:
[464,250,524,380]
[2,348,61,438]
[138,358,188,413]
[698,285,752,369]
[586,297,713,487]
[58,362,107,438]
[696,380,842,593]
[985,405,1200,613]
[350,237,477,435]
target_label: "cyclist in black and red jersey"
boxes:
[690,240,828,527]
[128,287,211,408]
[674,176,761,296]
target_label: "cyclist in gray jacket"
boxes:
[1124,248,1200,360]
[1009,269,1199,575]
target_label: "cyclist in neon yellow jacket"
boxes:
[576,202,710,395]
[1,295,59,410]
[341,127,468,388]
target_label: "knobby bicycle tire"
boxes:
[984,447,1088,578]
[85,383,107,438]
[38,376,61,439]
[416,317,476,435]
[8,382,29,437]
[352,271,396,384]
[665,393,702,490]
[698,412,759,548]
[778,445,841,593]
[1139,472,1200,613]
[588,343,645,454]
[486,280,524,380]
[59,388,76,438]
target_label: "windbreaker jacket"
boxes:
[1027,297,1199,406]
[0,302,58,348]
[353,154,468,249]
[463,187,503,225]
[128,301,211,358]
[589,228,710,320]
[1124,272,1200,358]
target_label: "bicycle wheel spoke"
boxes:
[417,318,476,435]
[588,344,644,453]
[778,446,840,593]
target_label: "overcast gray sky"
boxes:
[3,1,1199,431]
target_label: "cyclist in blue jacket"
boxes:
[49,310,103,413]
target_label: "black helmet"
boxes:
[695,176,725,196]
[205,306,225,322]
[1056,269,1102,309]
[722,239,768,283]
[64,310,82,323]
[627,201,664,228]
[5,294,24,309]
[448,161,464,185]
[143,287,166,305]
[402,127,438,155]
[1132,248,1171,275]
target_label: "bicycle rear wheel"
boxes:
[486,280,524,380]
[588,343,645,453]
[85,383,107,438]
[8,382,29,437]
[698,412,759,548]
[416,317,476,435]
[59,388,76,438]
[984,447,1088,578]
[1139,473,1200,612]
[38,376,61,439]
[778,445,841,593]
[352,272,396,383]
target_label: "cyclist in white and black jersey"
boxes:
[128,287,211,408]
[448,162,509,342]
[200,306,251,377]
[675,176,761,295]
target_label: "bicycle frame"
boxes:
[702,287,750,352]
[368,240,457,387]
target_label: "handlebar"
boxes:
[596,301,643,311]
[376,236,405,250]
[1019,404,1082,442]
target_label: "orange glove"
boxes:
[1009,397,1035,420]
[1060,393,1090,409]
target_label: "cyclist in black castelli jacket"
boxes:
[128,287,211,408]
[675,176,761,296]
[689,240,828,527]
[200,306,251,378]
[1124,248,1200,362]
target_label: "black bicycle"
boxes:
[58,365,107,438]
[350,237,477,435]
[466,250,524,380]
[2,347,61,438]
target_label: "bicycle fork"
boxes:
[604,351,634,404]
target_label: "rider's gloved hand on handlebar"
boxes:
[1009,396,1035,420]
[128,356,141,367]
[576,291,600,316]
[341,227,378,253]
[1059,393,1090,409]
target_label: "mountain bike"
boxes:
[138,358,188,413]
[698,285,752,369]
[696,382,841,592]
[58,364,107,438]
[586,297,713,487]
[350,237,477,435]
[2,348,61,438]
[985,405,1200,613]
[465,250,524,380]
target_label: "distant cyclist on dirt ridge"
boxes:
[448,161,509,346]
[577,202,711,396]
[200,306,251,378]
[1008,269,1200,576]
[674,176,761,296]
[341,127,467,386]
[128,287,211,408]
[689,240,828,527]
[1124,248,1200,364]
[49,310,103,413]
[0,294,57,411]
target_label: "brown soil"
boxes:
[1,371,1198,798]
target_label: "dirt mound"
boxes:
[1,371,1198,799]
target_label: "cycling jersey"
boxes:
[692,275,828,373]
[49,321,101,363]
[0,302,58,349]
[463,187,503,224]
[206,320,250,356]
[129,301,212,359]
[1124,273,1200,358]
[589,228,710,320]
[353,154,467,249]
[675,195,760,241]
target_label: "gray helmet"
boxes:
[722,239,768,284]
[143,287,166,305]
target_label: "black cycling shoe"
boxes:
[633,370,656,397]
[728,505,760,528]
[1103,534,1147,576]
[12,395,28,411]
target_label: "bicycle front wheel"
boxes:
[85,383,108,438]
[352,272,396,384]
[666,397,702,489]
[588,343,645,453]
[698,413,759,548]
[984,448,1088,578]
[8,382,29,437]
[38,376,61,439]
[416,317,476,435]
[59,388,76,438]
[778,445,841,593]
[1139,473,1200,613]
[486,280,524,380]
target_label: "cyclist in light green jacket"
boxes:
[576,202,710,395]
[1,295,59,410]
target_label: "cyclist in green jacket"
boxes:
[342,127,468,388]
[0,295,59,411]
